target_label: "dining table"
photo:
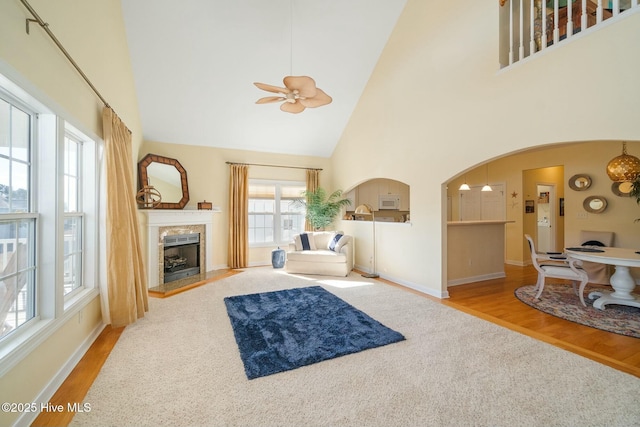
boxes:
[565,246,640,310]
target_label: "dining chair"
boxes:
[579,230,615,285]
[525,234,589,306]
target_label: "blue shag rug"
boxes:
[224,286,405,380]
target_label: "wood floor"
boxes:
[438,264,640,378]
[31,264,640,427]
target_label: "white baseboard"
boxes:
[14,323,106,427]
[248,261,271,268]
[353,264,449,299]
[447,272,506,287]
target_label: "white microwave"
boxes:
[379,195,400,210]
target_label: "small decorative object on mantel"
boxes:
[136,185,162,208]
[197,200,213,210]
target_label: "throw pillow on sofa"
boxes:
[294,233,317,251]
[328,233,351,252]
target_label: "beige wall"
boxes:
[330,1,640,296]
[0,1,141,425]
[139,140,333,267]
[1,1,639,422]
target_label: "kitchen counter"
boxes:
[447,220,514,286]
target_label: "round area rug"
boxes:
[514,284,640,338]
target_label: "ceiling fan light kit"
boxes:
[254,76,332,114]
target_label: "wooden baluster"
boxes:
[509,0,514,64]
[612,0,620,15]
[567,0,574,37]
[541,0,548,48]
[530,0,536,53]
[519,0,525,59]
[597,0,603,23]
[553,0,560,44]
[581,0,588,30]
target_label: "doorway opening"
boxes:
[535,183,555,253]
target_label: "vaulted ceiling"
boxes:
[120,0,407,158]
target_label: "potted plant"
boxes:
[301,187,351,230]
[631,176,640,222]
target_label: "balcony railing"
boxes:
[501,0,639,66]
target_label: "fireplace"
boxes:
[143,210,218,289]
[158,224,206,285]
[163,233,200,283]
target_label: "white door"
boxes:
[536,184,555,252]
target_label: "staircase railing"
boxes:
[501,0,639,66]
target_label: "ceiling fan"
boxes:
[254,76,332,114]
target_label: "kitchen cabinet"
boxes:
[346,178,410,217]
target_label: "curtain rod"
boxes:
[20,0,112,111]
[226,161,322,171]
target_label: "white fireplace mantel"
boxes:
[142,210,219,288]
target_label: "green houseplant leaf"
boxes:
[631,177,640,222]
[300,187,352,230]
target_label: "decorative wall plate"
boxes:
[583,195,608,213]
[611,181,633,197]
[568,174,591,191]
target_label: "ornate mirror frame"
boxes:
[583,195,608,214]
[568,174,592,191]
[138,153,189,209]
[611,181,633,197]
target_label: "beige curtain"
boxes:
[228,164,249,268]
[103,107,148,327]
[305,169,320,231]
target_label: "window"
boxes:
[0,94,37,339]
[63,132,83,296]
[0,71,100,353]
[248,181,306,246]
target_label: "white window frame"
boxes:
[63,129,84,299]
[248,179,306,247]
[0,67,101,376]
[0,90,39,339]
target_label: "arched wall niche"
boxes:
[444,140,640,271]
[343,177,410,223]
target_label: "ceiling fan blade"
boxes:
[280,101,306,114]
[283,76,317,98]
[256,96,285,104]
[299,88,332,108]
[254,82,289,94]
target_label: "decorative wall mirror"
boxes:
[583,195,607,214]
[138,153,189,209]
[611,181,633,197]
[568,174,591,191]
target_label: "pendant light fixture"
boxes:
[606,142,640,182]
[459,175,470,191]
[482,164,492,192]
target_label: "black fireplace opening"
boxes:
[163,233,200,283]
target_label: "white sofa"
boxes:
[285,231,354,277]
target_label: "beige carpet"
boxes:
[70,268,640,427]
